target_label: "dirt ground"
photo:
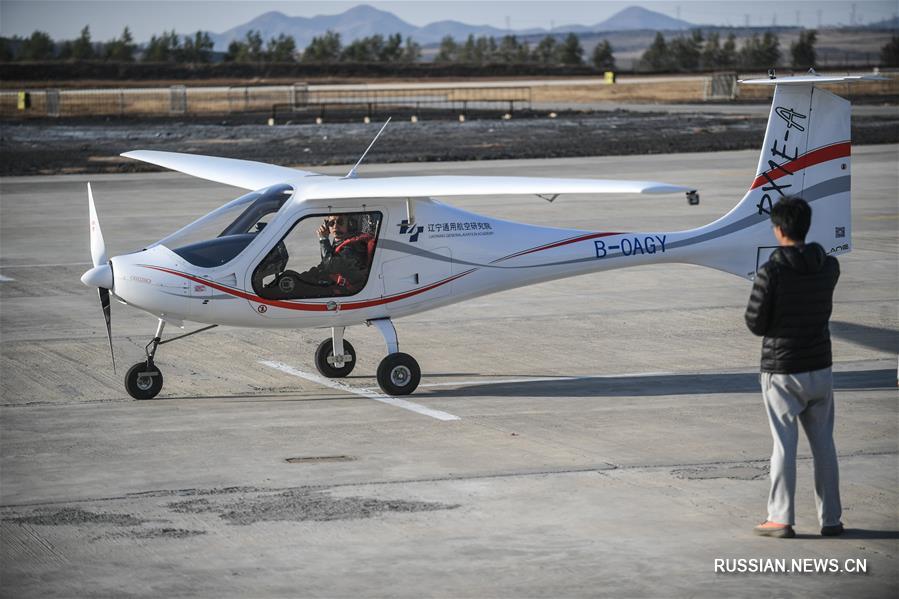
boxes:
[2,109,898,176]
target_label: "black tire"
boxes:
[376,353,421,396]
[125,361,163,400]
[314,338,356,378]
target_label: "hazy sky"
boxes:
[2,0,896,42]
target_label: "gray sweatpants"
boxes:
[761,367,842,527]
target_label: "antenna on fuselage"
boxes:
[344,117,391,179]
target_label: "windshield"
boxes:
[155,184,293,268]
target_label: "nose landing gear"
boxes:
[125,319,166,400]
[124,319,218,400]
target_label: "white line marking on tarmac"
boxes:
[0,274,14,282]
[0,262,92,269]
[259,360,461,421]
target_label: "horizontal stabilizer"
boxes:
[301,176,692,201]
[121,150,321,190]
[740,74,887,86]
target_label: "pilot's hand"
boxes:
[317,222,328,239]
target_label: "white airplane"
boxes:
[82,73,870,399]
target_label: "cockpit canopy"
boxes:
[153,184,293,268]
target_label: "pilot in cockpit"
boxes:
[254,213,377,300]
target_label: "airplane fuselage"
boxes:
[110,196,712,330]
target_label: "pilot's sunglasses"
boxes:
[327,217,347,227]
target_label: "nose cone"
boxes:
[81,264,113,289]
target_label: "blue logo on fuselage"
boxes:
[399,220,424,242]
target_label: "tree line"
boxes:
[1,26,141,61]
[433,33,614,69]
[640,30,815,71]
[0,26,611,68]
[641,30,899,70]
[1,26,221,63]
[2,25,897,70]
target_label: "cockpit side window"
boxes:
[252,211,382,300]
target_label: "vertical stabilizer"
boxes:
[679,77,852,279]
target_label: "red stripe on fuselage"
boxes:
[493,231,621,263]
[750,142,850,190]
[140,265,474,312]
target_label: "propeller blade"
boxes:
[98,287,116,374]
[88,183,108,268]
[87,184,115,373]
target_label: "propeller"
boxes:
[81,183,116,373]
[97,286,115,373]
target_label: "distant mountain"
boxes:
[864,16,899,29]
[206,4,697,51]
[593,6,694,31]
[416,20,509,42]
[209,5,419,50]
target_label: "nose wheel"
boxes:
[125,318,166,400]
[125,362,163,400]
[123,319,217,400]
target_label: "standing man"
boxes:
[745,196,843,539]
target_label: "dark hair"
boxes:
[344,214,361,234]
[770,196,811,242]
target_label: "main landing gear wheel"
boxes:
[125,362,163,400]
[314,338,356,378]
[376,353,420,396]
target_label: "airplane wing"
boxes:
[121,151,692,199]
[301,176,692,200]
[121,150,322,190]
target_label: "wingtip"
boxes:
[120,150,157,159]
[642,184,694,195]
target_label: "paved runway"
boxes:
[1,146,897,597]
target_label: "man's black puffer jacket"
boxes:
[745,242,840,374]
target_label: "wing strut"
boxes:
[405,197,415,226]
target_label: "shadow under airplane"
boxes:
[830,321,899,354]
[423,369,896,398]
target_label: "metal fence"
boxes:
[703,72,738,101]
[0,83,532,119]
